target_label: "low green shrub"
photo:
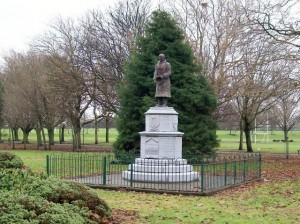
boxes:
[0,169,111,223]
[0,191,92,224]
[27,178,111,217]
[0,152,24,169]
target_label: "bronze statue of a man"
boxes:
[153,54,171,107]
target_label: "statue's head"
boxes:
[159,53,165,62]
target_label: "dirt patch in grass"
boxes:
[110,209,140,224]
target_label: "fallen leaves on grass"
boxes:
[215,154,300,196]
[110,209,140,224]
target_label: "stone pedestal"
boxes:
[122,107,198,183]
[141,107,183,159]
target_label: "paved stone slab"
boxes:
[69,173,242,192]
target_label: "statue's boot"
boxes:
[162,98,168,107]
[157,98,163,107]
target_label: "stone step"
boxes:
[128,164,194,173]
[135,158,187,165]
[122,170,199,183]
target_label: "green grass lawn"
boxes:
[97,179,300,223]
[0,150,66,173]
[0,128,118,146]
[0,129,300,172]
[1,128,299,154]
[217,130,299,154]
[0,129,298,175]
[1,148,299,223]
[3,149,299,223]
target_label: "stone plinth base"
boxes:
[122,158,198,183]
[122,106,196,183]
[140,132,183,159]
[140,106,184,159]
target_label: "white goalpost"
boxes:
[253,132,269,143]
[253,115,269,144]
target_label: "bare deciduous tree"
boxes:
[232,34,297,152]
[33,17,92,150]
[79,0,151,113]
[77,0,151,144]
[249,0,300,47]
[164,0,252,119]
[272,90,300,140]
[30,1,152,149]
[25,52,65,148]
[1,51,37,147]
[1,51,65,149]
[165,0,300,152]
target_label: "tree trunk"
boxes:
[238,118,243,150]
[40,128,47,150]
[82,128,85,147]
[94,106,98,144]
[59,129,62,144]
[283,128,288,141]
[72,122,82,150]
[21,130,30,144]
[61,124,65,142]
[10,128,15,149]
[21,126,33,149]
[94,123,98,144]
[22,131,29,149]
[13,127,19,141]
[35,128,43,148]
[48,127,55,145]
[243,117,253,152]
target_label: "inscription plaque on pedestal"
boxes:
[159,137,175,158]
[145,138,159,158]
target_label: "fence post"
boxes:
[258,153,262,179]
[79,155,83,177]
[102,156,107,185]
[54,156,57,177]
[285,136,289,159]
[46,155,50,176]
[201,160,204,193]
[130,162,133,187]
[233,160,237,184]
[224,160,227,186]
[243,158,246,182]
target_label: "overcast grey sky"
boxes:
[0,0,114,55]
[0,0,297,58]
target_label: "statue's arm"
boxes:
[153,64,157,80]
[163,63,171,78]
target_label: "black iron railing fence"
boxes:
[46,152,261,194]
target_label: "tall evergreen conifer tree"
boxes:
[114,11,218,154]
